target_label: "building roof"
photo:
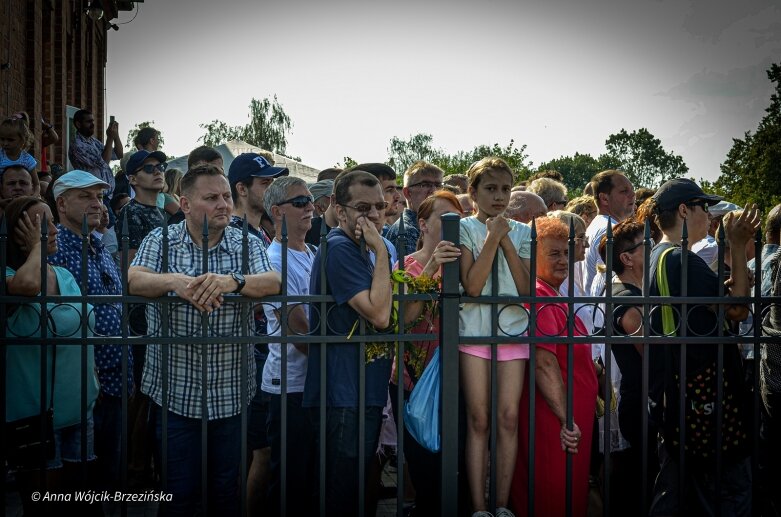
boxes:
[166,140,320,182]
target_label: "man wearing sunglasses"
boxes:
[119,150,168,265]
[386,160,445,257]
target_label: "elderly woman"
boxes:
[3,196,100,515]
[511,217,598,517]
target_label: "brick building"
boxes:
[0,0,134,171]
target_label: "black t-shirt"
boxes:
[648,242,749,464]
[305,216,330,247]
[611,281,646,446]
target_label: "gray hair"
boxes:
[548,210,586,234]
[263,176,309,217]
[527,177,568,209]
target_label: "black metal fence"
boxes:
[1,212,779,517]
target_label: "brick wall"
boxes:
[1,0,110,171]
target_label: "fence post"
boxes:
[439,213,460,517]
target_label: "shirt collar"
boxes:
[56,224,102,252]
[178,221,231,253]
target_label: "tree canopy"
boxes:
[198,96,293,155]
[601,128,688,189]
[702,63,781,215]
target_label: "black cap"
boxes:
[652,178,722,212]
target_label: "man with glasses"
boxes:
[48,170,131,494]
[527,177,568,212]
[304,170,393,516]
[226,152,288,513]
[385,160,445,256]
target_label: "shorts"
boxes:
[248,356,270,450]
[458,343,529,361]
[23,418,97,471]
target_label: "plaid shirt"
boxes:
[385,208,419,257]
[68,133,116,198]
[48,225,132,397]
[132,221,273,419]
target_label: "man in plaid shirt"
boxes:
[129,164,280,516]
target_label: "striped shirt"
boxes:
[132,221,272,419]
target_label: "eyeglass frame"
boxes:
[621,238,654,254]
[339,201,389,214]
[407,181,443,191]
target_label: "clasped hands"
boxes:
[173,273,238,313]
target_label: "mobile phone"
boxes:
[110,115,115,125]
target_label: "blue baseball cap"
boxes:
[125,150,167,175]
[228,153,289,185]
[52,170,109,199]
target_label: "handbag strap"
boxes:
[656,247,677,336]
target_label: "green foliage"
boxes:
[386,133,533,183]
[708,63,781,214]
[126,121,164,151]
[536,152,616,196]
[198,96,293,154]
[336,156,358,169]
[602,128,688,189]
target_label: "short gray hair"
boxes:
[263,176,308,216]
[527,177,567,208]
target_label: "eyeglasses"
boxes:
[621,239,653,254]
[278,195,314,208]
[407,181,443,191]
[340,201,389,213]
[136,162,168,174]
[685,199,710,213]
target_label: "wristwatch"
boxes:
[230,272,246,293]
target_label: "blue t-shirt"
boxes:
[303,228,392,408]
[5,266,99,429]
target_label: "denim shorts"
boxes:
[49,418,96,468]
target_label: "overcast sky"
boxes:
[105,0,780,183]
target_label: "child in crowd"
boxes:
[1,112,39,195]
[459,157,531,517]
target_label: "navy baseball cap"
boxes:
[228,153,289,185]
[126,150,167,175]
[652,178,722,212]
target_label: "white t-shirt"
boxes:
[261,241,314,394]
[458,216,532,337]
[581,214,618,297]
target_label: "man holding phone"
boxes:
[69,109,123,200]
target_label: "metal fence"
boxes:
[1,211,779,517]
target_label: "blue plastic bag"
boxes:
[404,347,441,452]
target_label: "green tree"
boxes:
[536,152,615,195]
[387,133,443,173]
[126,121,164,151]
[602,128,688,188]
[438,140,533,183]
[704,63,781,214]
[198,95,293,154]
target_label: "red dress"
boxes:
[510,280,598,517]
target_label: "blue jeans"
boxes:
[309,406,384,517]
[153,405,242,517]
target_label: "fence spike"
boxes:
[644,218,651,240]
[202,214,209,239]
[681,217,688,241]
[81,213,89,237]
[0,213,7,236]
[717,217,725,245]
[281,213,288,240]
[121,210,129,238]
[530,217,537,240]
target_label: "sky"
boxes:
[105,0,781,184]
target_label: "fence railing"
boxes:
[1,212,779,517]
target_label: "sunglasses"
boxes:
[136,162,168,174]
[341,201,389,213]
[278,195,314,208]
[685,199,710,213]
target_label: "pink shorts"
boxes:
[458,343,529,361]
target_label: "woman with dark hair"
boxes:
[511,216,598,517]
[597,219,657,515]
[2,196,100,516]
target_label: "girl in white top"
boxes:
[459,157,531,517]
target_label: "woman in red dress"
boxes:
[511,217,598,516]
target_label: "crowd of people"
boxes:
[2,109,781,517]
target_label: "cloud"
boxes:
[683,0,776,42]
